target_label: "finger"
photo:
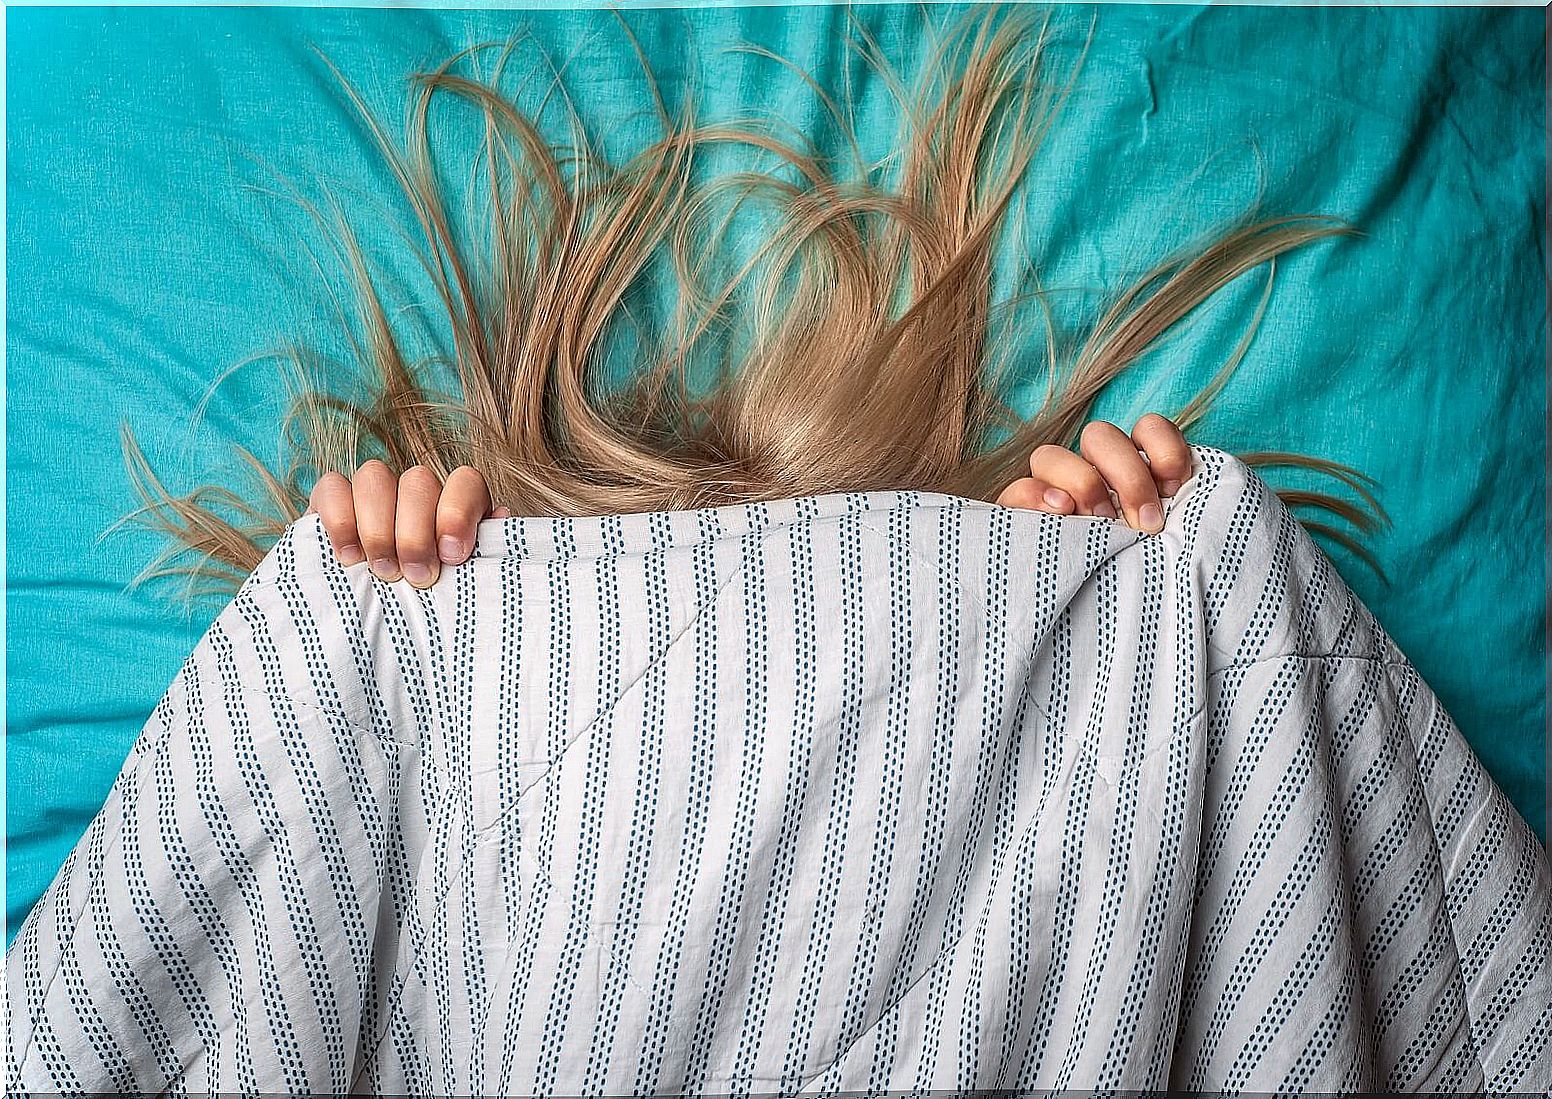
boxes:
[396,465,443,589]
[490,505,512,519]
[1079,420,1163,533]
[352,460,401,581]
[309,471,364,566]
[1027,444,1116,518]
[1131,412,1192,497]
[436,466,493,565]
[996,476,1077,514]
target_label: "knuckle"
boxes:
[1078,431,1119,463]
[440,500,485,529]
[1110,469,1156,500]
[1147,450,1191,479]
[399,464,439,489]
[1080,419,1116,444]
[444,467,490,506]
[1029,444,1070,470]
[397,533,437,561]
[398,466,442,504]
[1136,414,1187,455]
[310,477,346,511]
[1068,467,1109,503]
[358,531,396,559]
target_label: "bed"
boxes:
[6,2,1546,949]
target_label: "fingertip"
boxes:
[438,468,499,563]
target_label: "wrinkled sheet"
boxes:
[6,446,1550,1092]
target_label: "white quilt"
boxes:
[7,446,1550,1093]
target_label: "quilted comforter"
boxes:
[7,447,1550,1092]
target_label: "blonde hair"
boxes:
[116,6,1387,606]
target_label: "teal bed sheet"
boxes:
[7,3,1546,944]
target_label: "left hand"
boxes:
[995,412,1191,534]
[304,462,510,589]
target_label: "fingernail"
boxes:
[1093,501,1118,520]
[338,543,364,566]
[371,558,400,581]
[402,561,432,585]
[1160,480,1182,497]
[1042,488,1069,510]
[1139,502,1164,532]
[439,535,466,563]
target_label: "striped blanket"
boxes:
[7,446,1550,1092]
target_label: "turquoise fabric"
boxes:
[7,3,1545,945]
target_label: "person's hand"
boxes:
[995,413,1191,534]
[305,462,510,589]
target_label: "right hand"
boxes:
[994,412,1191,534]
[305,462,509,589]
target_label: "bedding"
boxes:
[6,2,1546,957]
[7,447,1550,1091]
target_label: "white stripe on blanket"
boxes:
[7,446,1550,1093]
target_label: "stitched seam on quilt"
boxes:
[1209,651,1407,676]
[215,678,422,758]
[1381,660,1488,1089]
[849,514,989,621]
[361,528,760,1078]
[469,537,755,841]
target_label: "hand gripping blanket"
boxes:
[7,446,1551,1093]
